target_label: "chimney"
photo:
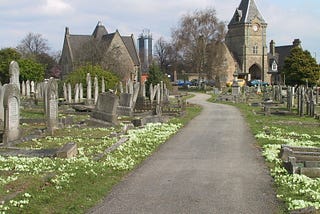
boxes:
[65,27,70,35]
[270,40,275,56]
[293,39,301,47]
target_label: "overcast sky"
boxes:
[0,0,319,62]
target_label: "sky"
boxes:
[0,0,319,62]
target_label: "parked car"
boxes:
[176,79,192,87]
[248,79,269,87]
[226,79,246,87]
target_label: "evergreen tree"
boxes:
[283,47,320,86]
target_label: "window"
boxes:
[272,60,278,71]
[253,44,258,54]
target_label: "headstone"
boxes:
[74,83,80,103]
[119,81,124,94]
[91,92,119,124]
[0,85,5,125]
[9,61,20,91]
[46,78,59,134]
[21,81,26,97]
[86,73,92,104]
[26,80,31,98]
[117,93,134,116]
[79,83,84,101]
[2,84,21,145]
[42,80,49,115]
[67,83,72,103]
[101,77,105,93]
[63,83,67,101]
[56,142,78,158]
[94,76,99,104]
[30,81,35,94]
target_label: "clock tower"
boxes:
[225,0,270,82]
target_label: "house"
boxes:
[59,21,140,81]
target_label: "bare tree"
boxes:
[17,32,50,57]
[171,7,226,82]
[154,37,170,72]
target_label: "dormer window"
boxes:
[272,60,278,72]
[235,9,242,22]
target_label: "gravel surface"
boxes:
[88,93,281,214]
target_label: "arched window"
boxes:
[253,44,258,54]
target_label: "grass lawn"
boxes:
[0,100,202,213]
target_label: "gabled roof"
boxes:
[229,0,266,26]
[92,21,108,39]
[61,22,140,68]
[68,35,91,63]
[275,39,302,69]
[122,35,140,66]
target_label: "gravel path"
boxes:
[88,93,281,214]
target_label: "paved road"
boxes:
[88,93,281,214]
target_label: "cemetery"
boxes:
[0,61,193,213]
[211,77,320,212]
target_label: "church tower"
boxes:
[225,0,270,82]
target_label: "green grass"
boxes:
[0,103,202,213]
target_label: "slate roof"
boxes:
[63,22,140,67]
[92,21,108,39]
[275,39,302,69]
[122,36,140,66]
[229,0,266,26]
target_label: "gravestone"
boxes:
[0,85,4,126]
[9,61,20,91]
[26,80,31,98]
[119,81,124,94]
[79,83,84,101]
[94,76,99,104]
[74,83,80,103]
[2,84,21,145]
[21,81,26,97]
[30,81,35,94]
[63,83,67,101]
[46,78,59,134]
[91,92,119,124]
[67,83,72,103]
[101,77,105,93]
[117,93,133,116]
[86,73,92,105]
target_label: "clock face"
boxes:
[253,24,259,32]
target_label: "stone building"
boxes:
[59,21,140,81]
[225,0,303,85]
[225,0,269,82]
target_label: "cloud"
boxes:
[41,0,73,15]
